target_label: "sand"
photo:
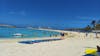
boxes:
[0,37,100,56]
[0,29,100,56]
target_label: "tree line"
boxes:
[85,20,100,31]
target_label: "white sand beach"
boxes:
[0,37,100,56]
[0,29,100,56]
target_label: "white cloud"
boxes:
[8,10,26,16]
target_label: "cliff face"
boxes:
[0,24,16,28]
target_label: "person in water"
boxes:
[60,32,65,39]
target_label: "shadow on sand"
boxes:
[19,38,62,44]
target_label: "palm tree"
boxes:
[85,25,91,31]
[91,20,96,30]
[91,20,99,38]
[96,20,100,30]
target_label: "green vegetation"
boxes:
[91,20,100,30]
[95,24,100,30]
[64,20,100,31]
[84,25,91,31]
[84,20,100,31]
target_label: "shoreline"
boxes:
[0,29,100,43]
[0,37,61,43]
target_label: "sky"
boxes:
[0,0,100,29]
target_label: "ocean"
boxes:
[0,28,60,38]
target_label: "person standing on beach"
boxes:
[86,32,88,37]
[60,32,65,39]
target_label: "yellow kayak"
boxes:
[85,48,97,56]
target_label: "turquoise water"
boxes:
[0,28,60,38]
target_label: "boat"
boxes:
[13,33,23,36]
